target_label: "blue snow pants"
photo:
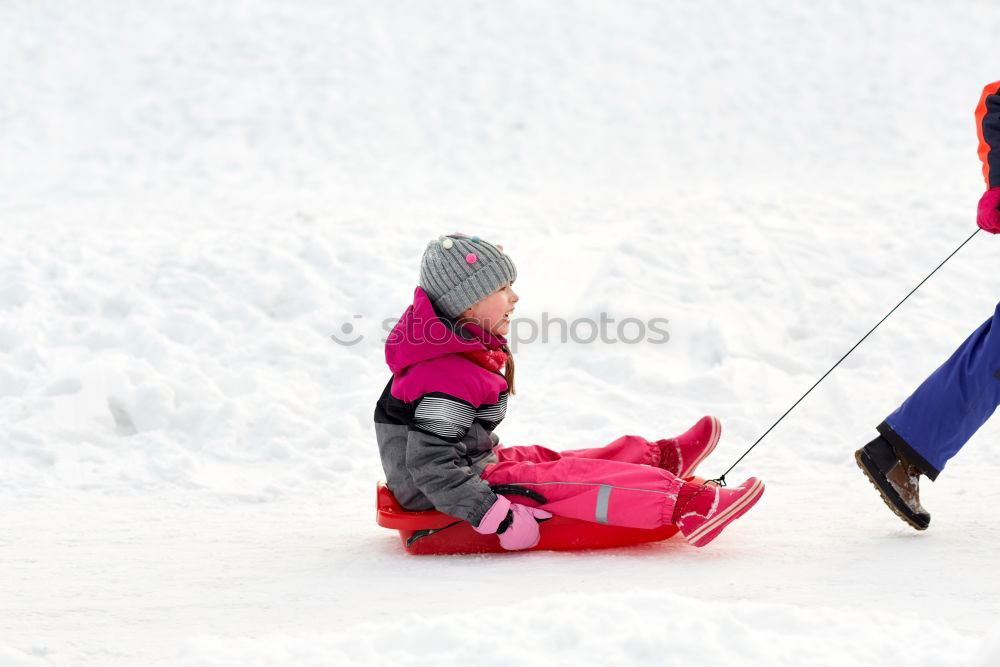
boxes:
[878,301,1000,480]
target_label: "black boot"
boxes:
[855,435,930,531]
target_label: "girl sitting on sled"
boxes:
[374,233,764,550]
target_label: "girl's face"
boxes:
[460,282,518,337]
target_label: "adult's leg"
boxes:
[880,301,1000,479]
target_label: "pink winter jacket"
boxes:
[373,287,510,525]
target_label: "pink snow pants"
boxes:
[481,435,683,529]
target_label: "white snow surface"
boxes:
[3,1,1000,665]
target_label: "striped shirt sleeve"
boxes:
[411,393,476,442]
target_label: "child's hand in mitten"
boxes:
[473,496,552,551]
[978,187,1000,234]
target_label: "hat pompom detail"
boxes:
[466,252,478,264]
[442,238,454,249]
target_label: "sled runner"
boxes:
[376,482,679,554]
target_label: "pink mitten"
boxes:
[473,495,552,551]
[978,187,1000,234]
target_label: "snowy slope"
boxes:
[3,1,1000,665]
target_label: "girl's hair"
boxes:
[501,344,516,396]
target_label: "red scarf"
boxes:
[460,346,508,372]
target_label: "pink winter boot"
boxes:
[672,477,765,547]
[657,416,722,478]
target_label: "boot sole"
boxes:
[685,478,765,547]
[854,449,929,531]
[678,416,721,478]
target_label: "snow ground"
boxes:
[3,1,1000,665]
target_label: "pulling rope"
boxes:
[707,227,982,487]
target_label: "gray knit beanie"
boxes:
[419,232,517,319]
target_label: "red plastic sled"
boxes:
[376,482,679,555]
